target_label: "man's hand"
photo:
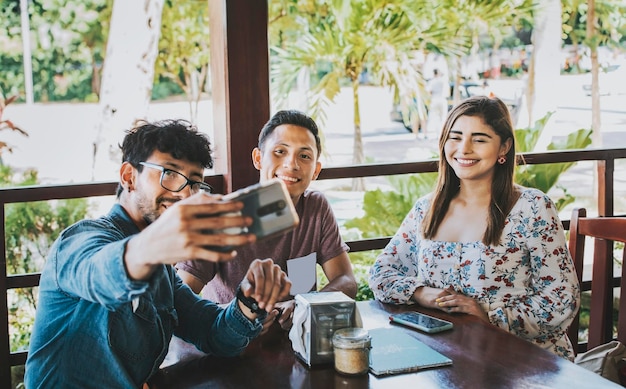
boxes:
[238,259,291,321]
[274,300,295,330]
[125,192,256,280]
[258,300,295,334]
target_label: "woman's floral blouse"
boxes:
[368,187,580,360]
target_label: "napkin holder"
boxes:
[289,291,356,366]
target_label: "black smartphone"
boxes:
[389,312,454,333]
[204,179,299,252]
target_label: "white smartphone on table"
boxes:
[389,312,454,334]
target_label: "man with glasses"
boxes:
[25,119,291,388]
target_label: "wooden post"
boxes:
[208,0,270,193]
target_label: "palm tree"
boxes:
[271,0,469,190]
[444,1,534,108]
[93,0,164,181]
[156,0,210,125]
[583,0,625,148]
[524,0,562,151]
[270,0,534,191]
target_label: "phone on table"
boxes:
[389,312,454,334]
[204,179,299,251]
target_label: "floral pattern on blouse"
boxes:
[368,187,580,360]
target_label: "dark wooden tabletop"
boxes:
[150,300,621,388]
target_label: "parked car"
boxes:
[390,81,481,132]
[391,81,520,132]
[582,64,626,96]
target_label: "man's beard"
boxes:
[136,193,170,226]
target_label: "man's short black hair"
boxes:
[258,110,322,156]
[116,119,213,196]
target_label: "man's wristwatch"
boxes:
[236,284,267,317]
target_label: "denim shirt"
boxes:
[25,204,262,388]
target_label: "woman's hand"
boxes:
[412,286,453,309]
[435,287,489,321]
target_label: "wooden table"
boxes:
[151,300,621,388]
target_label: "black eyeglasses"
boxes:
[139,162,211,193]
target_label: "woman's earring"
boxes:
[498,156,507,165]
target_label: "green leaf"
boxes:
[344,172,438,238]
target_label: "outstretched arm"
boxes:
[124,192,256,281]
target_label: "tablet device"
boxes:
[369,327,452,376]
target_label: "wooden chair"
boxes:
[567,207,626,354]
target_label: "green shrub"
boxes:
[2,167,90,353]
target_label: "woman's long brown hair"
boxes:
[422,96,517,246]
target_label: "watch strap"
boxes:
[236,284,267,317]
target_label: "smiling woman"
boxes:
[368,95,581,361]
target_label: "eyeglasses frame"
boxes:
[138,161,212,193]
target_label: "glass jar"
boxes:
[332,328,371,375]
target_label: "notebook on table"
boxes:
[368,327,452,376]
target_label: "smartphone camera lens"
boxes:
[257,200,287,217]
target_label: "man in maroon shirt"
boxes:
[176,110,357,333]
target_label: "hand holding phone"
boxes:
[222,179,299,239]
[389,312,454,333]
[203,179,299,252]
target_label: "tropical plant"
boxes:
[442,0,534,105]
[560,0,626,147]
[514,111,593,210]
[155,0,210,124]
[270,0,470,190]
[270,0,541,191]
[562,0,626,73]
[0,92,28,158]
[4,168,90,352]
[0,0,111,102]
[5,183,90,388]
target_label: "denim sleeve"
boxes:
[52,223,149,307]
[172,274,262,356]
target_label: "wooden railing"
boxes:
[1,147,625,387]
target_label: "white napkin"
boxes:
[288,299,308,357]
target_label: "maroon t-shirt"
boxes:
[176,190,349,303]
